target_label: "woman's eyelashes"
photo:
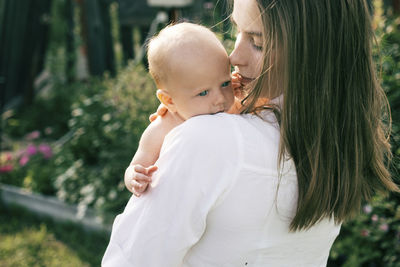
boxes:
[252,43,263,51]
[250,37,263,51]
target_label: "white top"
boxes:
[102,112,341,267]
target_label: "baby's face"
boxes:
[165,45,234,120]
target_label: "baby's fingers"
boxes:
[149,113,158,122]
[149,104,168,122]
[133,172,152,183]
[146,165,158,175]
[231,75,241,83]
[134,165,148,174]
[232,81,242,89]
[131,180,148,196]
[231,71,242,80]
[134,165,158,176]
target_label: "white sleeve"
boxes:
[102,114,242,267]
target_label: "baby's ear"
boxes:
[156,89,177,113]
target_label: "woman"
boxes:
[102,0,399,266]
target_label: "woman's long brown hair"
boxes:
[241,0,400,231]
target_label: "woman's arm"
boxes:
[103,114,242,267]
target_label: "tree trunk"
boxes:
[81,0,115,77]
[394,0,400,14]
[66,0,76,83]
[0,0,51,107]
[120,25,134,66]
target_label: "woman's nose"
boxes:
[229,34,245,67]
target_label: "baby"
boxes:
[124,22,236,196]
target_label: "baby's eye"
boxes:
[198,90,209,96]
[221,81,231,87]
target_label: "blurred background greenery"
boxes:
[0,0,399,266]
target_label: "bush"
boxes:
[1,61,159,221]
[53,64,158,221]
[0,142,56,195]
[3,80,80,140]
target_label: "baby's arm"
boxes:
[125,112,184,196]
[124,120,162,196]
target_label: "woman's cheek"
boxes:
[252,53,264,78]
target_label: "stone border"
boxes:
[0,183,111,233]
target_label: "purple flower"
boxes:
[26,130,40,140]
[38,144,53,159]
[19,155,29,166]
[26,144,37,156]
[0,165,13,173]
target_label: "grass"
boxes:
[0,199,110,266]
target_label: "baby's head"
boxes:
[147,23,234,120]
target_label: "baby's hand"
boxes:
[231,71,245,99]
[124,164,158,197]
[149,104,168,122]
[228,71,245,114]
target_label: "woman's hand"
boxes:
[124,164,158,197]
[149,104,169,122]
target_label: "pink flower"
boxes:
[0,165,13,173]
[26,130,41,140]
[45,127,53,135]
[26,144,37,156]
[361,229,370,237]
[203,2,214,9]
[19,155,30,166]
[371,214,379,222]
[379,223,389,232]
[5,153,12,161]
[363,204,372,214]
[38,144,53,159]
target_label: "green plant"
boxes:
[53,64,159,220]
[329,196,400,267]
[0,142,56,195]
[3,80,81,140]
[0,201,108,267]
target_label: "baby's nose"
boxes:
[214,90,226,106]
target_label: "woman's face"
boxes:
[230,0,264,84]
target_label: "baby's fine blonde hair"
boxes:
[147,22,225,88]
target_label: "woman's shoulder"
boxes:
[163,112,280,156]
[164,113,241,149]
[184,113,240,132]
[177,112,277,133]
